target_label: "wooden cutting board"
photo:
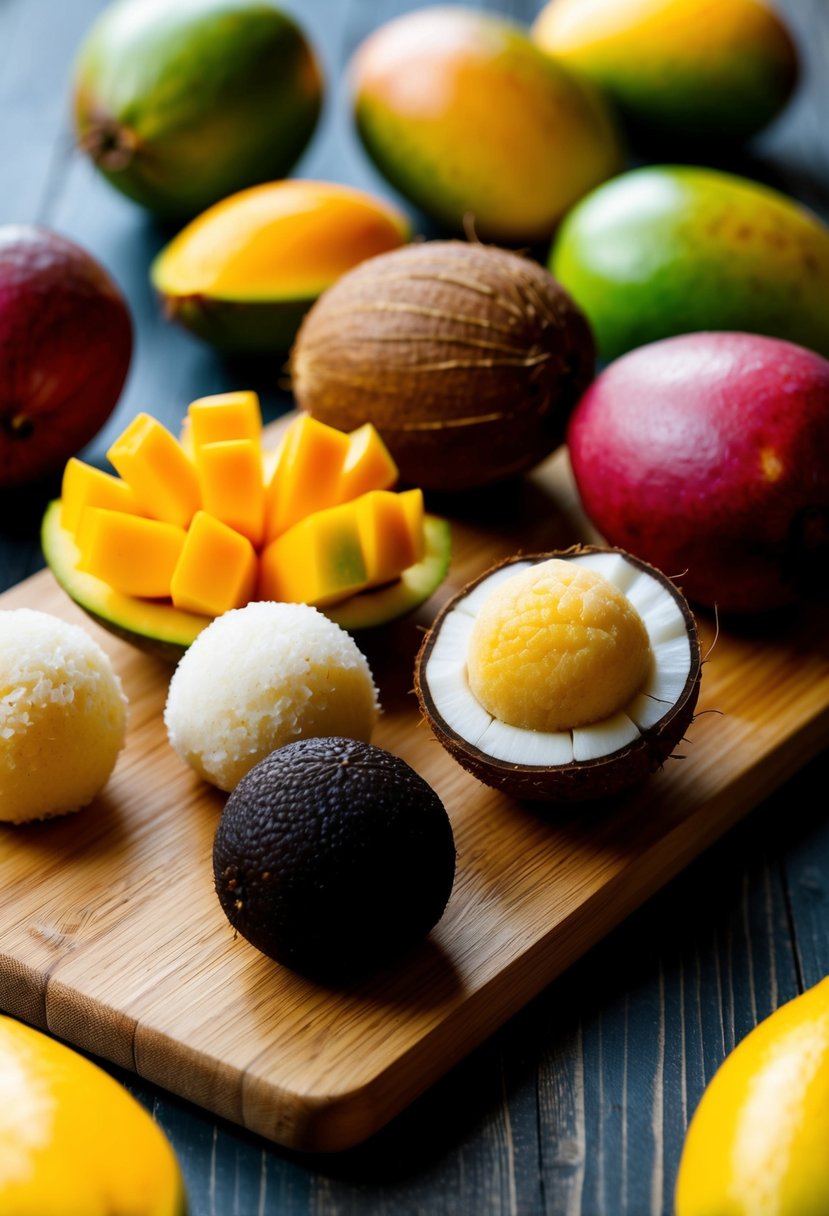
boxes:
[1,443,828,1153]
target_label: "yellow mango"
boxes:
[0,1015,186,1216]
[356,489,424,585]
[60,457,143,535]
[264,413,349,540]
[194,438,265,546]
[171,510,257,617]
[259,499,368,607]
[107,412,200,528]
[399,487,427,561]
[77,507,186,598]
[675,977,829,1216]
[187,390,262,448]
[336,422,398,503]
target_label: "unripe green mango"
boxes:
[550,165,829,362]
[351,6,624,244]
[532,0,798,142]
[72,0,323,219]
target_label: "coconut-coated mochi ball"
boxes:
[0,608,128,823]
[164,601,380,792]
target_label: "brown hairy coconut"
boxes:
[414,547,702,803]
[288,240,595,491]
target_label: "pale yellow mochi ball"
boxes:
[467,559,652,732]
[0,608,127,823]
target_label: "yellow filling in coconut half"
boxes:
[424,551,694,767]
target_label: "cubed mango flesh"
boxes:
[187,391,262,448]
[259,500,368,607]
[263,414,350,541]
[77,508,186,598]
[170,511,257,617]
[258,488,425,608]
[337,423,399,503]
[194,439,265,546]
[107,413,200,529]
[61,458,144,535]
[356,489,424,584]
[65,407,426,618]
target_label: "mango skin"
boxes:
[567,332,829,614]
[150,180,410,353]
[0,1014,187,1216]
[351,6,624,243]
[550,165,829,363]
[532,0,798,142]
[675,977,829,1216]
[73,0,323,219]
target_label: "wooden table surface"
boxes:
[1,0,827,1212]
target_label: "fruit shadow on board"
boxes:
[235,924,463,1010]
[0,789,133,865]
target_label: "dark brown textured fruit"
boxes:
[0,225,132,487]
[289,240,595,491]
[212,736,456,982]
[414,547,702,803]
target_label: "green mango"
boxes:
[550,165,829,362]
[72,0,323,219]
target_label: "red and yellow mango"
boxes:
[350,7,623,243]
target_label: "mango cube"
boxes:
[357,489,424,585]
[187,390,262,448]
[61,458,144,535]
[259,500,367,607]
[170,511,257,617]
[337,423,398,503]
[107,413,200,529]
[194,438,265,546]
[263,414,349,541]
[258,488,426,608]
[77,508,185,598]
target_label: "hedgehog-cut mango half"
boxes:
[42,392,451,661]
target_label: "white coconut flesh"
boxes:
[422,552,694,768]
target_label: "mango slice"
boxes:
[61,457,144,534]
[358,489,424,585]
[183,389,263,455]
[77,508,186,599]
[107,412,200,528]
[259,489,425,608]
[260,500,369,607]
[171,511,257,617]
[338,422,399,503]
[150,180,410,353]
[264,414,350,541]
[195,438,265,546]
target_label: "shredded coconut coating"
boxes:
[163,601,380,792]
[467,559,652,732]
[0,608,127,823]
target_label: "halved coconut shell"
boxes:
[414,546,702,802]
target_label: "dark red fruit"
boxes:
[0,225,132,487]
